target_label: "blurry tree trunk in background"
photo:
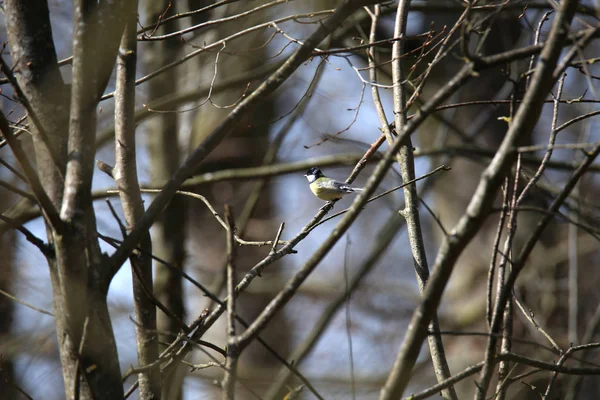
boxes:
[143,1,187,398]
[186,0,290,386]
[0,193,16,400]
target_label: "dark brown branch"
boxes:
[0,214,52,257]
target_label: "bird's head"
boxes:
[304,167,323,183]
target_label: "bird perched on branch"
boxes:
[304,167,363,201]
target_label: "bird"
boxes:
[304,167,363,201]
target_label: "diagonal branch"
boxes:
[0,110,63,231]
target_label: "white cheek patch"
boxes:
[306,174,316,183]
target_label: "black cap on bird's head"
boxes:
[305,167,323,178]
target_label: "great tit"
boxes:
[304,167,363,201]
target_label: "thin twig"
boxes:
[343,235,356,400]
[512,293,561,353]
[222,205,238,400]
[112,188,288,247]
[73,317,90,400]
[269,223,285,255]
[0,288,54,316]
[486,177,508,326]
[494,155,522,400]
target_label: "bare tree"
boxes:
[2,1,600,399]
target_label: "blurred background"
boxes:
[1,0,600,399]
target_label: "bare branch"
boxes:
[222,205,238,400]
[114,3,161,398]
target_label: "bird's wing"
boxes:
[328,180,356,193]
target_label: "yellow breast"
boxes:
[309,180,345,201]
